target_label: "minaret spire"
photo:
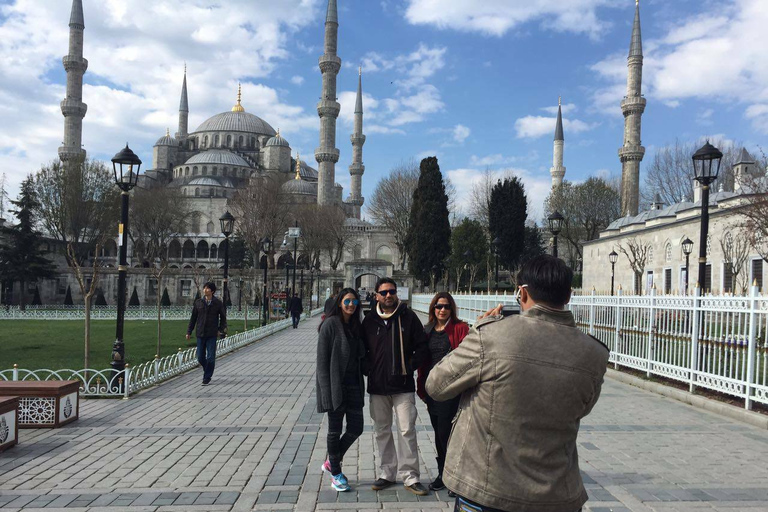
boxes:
[59,0,88,164]
[550,97,566,188]
[177,65,189,140]
[619,0,646,216]
[348,67,366,218]
[315,0,342,206]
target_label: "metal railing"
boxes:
[412,290,768,410]
[0,308,324,398]
[0,305,273,321]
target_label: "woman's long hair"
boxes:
[428,291,460,326]
[321,287,362,335]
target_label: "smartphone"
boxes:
[501,305,520,317]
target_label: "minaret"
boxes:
[348,67,366,219]
[177,65,189,140]
[315,0,342,206]
[58,0,88,164]
[619,0,646,216]
[550,97,566,188]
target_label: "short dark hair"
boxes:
[375,277,397,292]
[516,255,573,307]
[203,282,217,294]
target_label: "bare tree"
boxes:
[739,148,768,266]
[366,160,418,270]
[619,238,652,294]
[320,206,353,271]
[294,205,327,270]
[719,229,750,294]
[468,168,497,228]
[0,173,8,218]
[67,242,103,374]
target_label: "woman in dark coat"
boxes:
[316,288,365,492]
[416,292,469,494]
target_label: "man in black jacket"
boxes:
[362,277,429,496]
[287,293,303,328]
[186,282,227,386]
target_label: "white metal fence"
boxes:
[0,308,323,398]
[412,290,768,411]
[0,305,289,321]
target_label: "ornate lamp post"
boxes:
[261,237,272,326]
[219,211,235,308]
[110,144,141,375]
[309,265,316,311]
[492,237,501,291]
[682,237,694,294]
[609,250,619,296]
[692,142,723,290]
[288,223,301,296]
[548,211,564,258]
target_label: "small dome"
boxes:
[155,129,177,147]
[266,129,289,147]
[185,150,250,167]
[281,178,316,196]
[188,177,223,187]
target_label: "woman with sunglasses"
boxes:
[417,292,469,494]
[316,288,366,492]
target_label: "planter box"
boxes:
[0,397,18,451]
[0,381,79,428]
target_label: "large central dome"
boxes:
[194,111,277,136]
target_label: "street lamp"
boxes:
[682,237,694,294]
[492,237,501,291]
[261,237,272,326]
[219,211,236,308]
[110,144,142,376]
[609,250,618,296]
[309,265,316,312]
[288,223,301,297]
[548,211,564,259]
[692,142,723,291]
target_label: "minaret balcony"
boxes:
[619,146,646,162]
[350,134,366,145]
[60,99,88,117]
[58,146,86,162]
[621,95,646,114]
[349,163,365,175]
[317,100,341,118]
[319,55,342,74]
[62,55,88,73]
[315,148,340,163]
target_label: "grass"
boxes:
[1,319,257,371]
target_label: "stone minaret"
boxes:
[550,97,566,188]
[59,0,88,164]
[176,65,189,140]
[347,68,366,219]
[619,0,646,216]
[315,0,341,206]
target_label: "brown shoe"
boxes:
[371,478,395,491]
[405,482,429,496]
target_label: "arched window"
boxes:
[169,240,182,259]
[227,135,232,147]
[202,166,207,176]
[212,167,217,176]
[214,134,220,146]
[197,240,209,259]
[665,243,672,262]
[376,245,393,263]
[203,136,209,148]
[223,168,228,177]
[182,189,187,196]
[182,240,195,259]
[238,136,244,148]
[210,244,218,260]
[195,188,200,197]
[207,221,215,234]
[648,247,654,263]
[193,166,199,176]
[209,188,214,197]
[185,167,190,176]
[196,137,200,148]
[251,137,256,148]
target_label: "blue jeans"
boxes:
[196,337,217,380]
[292,313,301,328]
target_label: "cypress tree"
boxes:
[523,225,545,261]
[161,287,171,307]
[94,288,107,306]
[128,286,140,306]
[489,177,528,272]
[405,157,451,284]
[64,285,74,306]
[31,286,42,306]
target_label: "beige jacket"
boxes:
[425,305,609,512]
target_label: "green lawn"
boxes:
[1,319,256,371]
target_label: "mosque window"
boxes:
[195,188,200,197]
[239,136,244,147]
[185,167,190,176]
[193,166,199,176]
[251,137,256,148]
[203,136,209,148]
[214,134,220,146]
[209,188,214,196]
[202,166,207,176]
[223,168,228,177]
[212,167,217,176]
[227,135,232,147]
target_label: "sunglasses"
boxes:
[514,285,529,306]
[434,304,451,311]
[378,289,397,297]
[343,299,360,306]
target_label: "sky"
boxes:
[0,0,767,224]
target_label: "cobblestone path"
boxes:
[1,317,767,511]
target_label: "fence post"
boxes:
[123,365,131,399]
[154,355,160,384]
[614,288,622,370]
[589,288,596,335]
[745,284,759,410]
[12,364,18,381]
[689,285,701,393]
[177,348,183,369]
[646,287,657,378]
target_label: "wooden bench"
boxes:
[0,381,80,428]
[0,397,19,451]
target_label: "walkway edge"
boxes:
[606,369,768,430]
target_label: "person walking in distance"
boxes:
[316,288,366,492]
[416,292,469,495]
[288,292,304,328]
[362,277,430,496]
[186,282,227,386]
[426,255,610,512]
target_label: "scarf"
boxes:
[377,301,407,375]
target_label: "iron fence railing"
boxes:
[0,305,274,321]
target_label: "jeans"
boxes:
[326,405,364,475]
[196,337,217,380]
[292,313,301,328]
[427,397,459,477]
[454,497,582,512]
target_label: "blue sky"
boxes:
[0,0,766,222]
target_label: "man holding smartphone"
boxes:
[426,255,609,512]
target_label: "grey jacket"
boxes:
[426,305,609,512]
[316,316,365,413]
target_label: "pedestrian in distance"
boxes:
[426,255,610,512]
[362,277,430,496]
[416,292,469,495]
[288,292,303,329]
[186,282,227,386]
[316,288,366,492]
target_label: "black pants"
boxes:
[427,397,459,476]
[327,405,364,475]
[454,496,581,512]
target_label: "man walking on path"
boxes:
[362,277,430,496]
[186,282,227,386]
[288,292,303,328]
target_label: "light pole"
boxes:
[288,223,301,297]
[261,237,271,326]
[237,277,243,312]
[609,250,618,296]
[492,237,501,291]
[682,237,694,294]
[548,211,564,259]
[309,266,316,311]
[110,144,141,375]
[219,211,235,309]
[463,250,472,293]
[692,142,723,291]
[300,266,305,311]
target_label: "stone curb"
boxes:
[606,369,768,430]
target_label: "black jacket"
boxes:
[187,297,227,338]
[362,302,428,395]
[288,297,304,315]
[316,316,365,413]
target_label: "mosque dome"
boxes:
[281,178,316,196]
[294,159,319,181]
[184,150,250,167]
[188,177,223,188]
[192,86,276,137]
[155,129,177,147]
[266,130,290,147]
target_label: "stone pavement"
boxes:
[1,317,768,512]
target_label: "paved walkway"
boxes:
[1,317,768,512]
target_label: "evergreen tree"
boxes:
[489,177,527,272]
[0,177,55,309]
[194,290,201,301]
[448,218,488,290]
[405,157,451,285]
[94,288,107,306]
[128,286,140,306]
[31,286,42,306]
[64,285,73,306]
[161,287,171,307]
[523,226,545,261]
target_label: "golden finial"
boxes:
[295,153,302,180]
[184,62,187,74]
[166,128,170,137]
[636,0,639,6]
[232,82,245,113]
[558,96,562,106]
[359,66,362,76]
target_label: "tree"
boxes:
[94,288,107,306]
[367,159,419,270]
[161,287,172,307]
[738,151,768,265]
[489,177,527,273]
[406,157,452,288]
[468,168,498,228]
[31,287,42,306]
[64,285,73,306]
[524,225,545,261]
[447,218,487,292]
[0,173,9,218]
[129,287,140,306]
[720,229,750,294]
[619,238,652,294]
[319,206,353,271]
[0,177,55,310]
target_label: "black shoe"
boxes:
[429,476,445,491]
[371,478,395,491]
[202,378,211,386]
[405,482,429,496]
[447,490,456,498]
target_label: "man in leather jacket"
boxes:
[186,282,227,386]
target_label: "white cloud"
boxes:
[290,75,305,85]
[514,116,595,139]
[452,124,471,144]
